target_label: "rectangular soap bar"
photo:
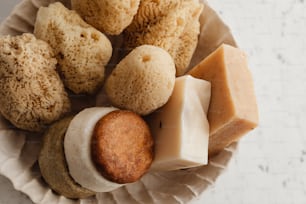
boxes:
[148,75,211,171]
[189,44,259,157]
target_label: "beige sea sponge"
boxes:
[71,0,140,35]
[124,0,203,76]
[34,2,112,94]
[0,33,71,132]
[105,45,176,115]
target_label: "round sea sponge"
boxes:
[71,0,140,35]
[105,45,176,115]
[0,33,71,132]
[34,2,112,94]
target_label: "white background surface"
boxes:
[1,0,306,203]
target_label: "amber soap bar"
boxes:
[189,44,259,156]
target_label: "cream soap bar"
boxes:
[148,75,211,171]
[189,44,259,157]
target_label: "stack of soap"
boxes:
[189,44,259,157]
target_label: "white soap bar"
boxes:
[148,75,211,171]
[64,107,123,192]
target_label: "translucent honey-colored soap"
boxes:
[189,44,259,157]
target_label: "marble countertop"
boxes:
[1,0,306,203]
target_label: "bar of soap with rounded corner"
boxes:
[188,44,259,157]
[34,2,112,94]
[147,75,211,171]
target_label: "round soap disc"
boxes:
[38,116,95,199]
[91,110,154,184]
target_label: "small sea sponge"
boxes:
[105,45,176,115]
[34,2,112,94]
[125,0,203,76]
[0,33,71,132]
[71,0,140,35]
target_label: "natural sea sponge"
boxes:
[0,33,70,132]
[124,0,203,76]
[34,2,112,94]
[71,0,140,35]
[105,45,176,115]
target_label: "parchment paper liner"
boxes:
[0,0,238,203]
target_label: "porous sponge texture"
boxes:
[0,33,71,132]
[34,2,112,94]
[105,45,176,115]
[125,0,203,76]
[71,0,140,35]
